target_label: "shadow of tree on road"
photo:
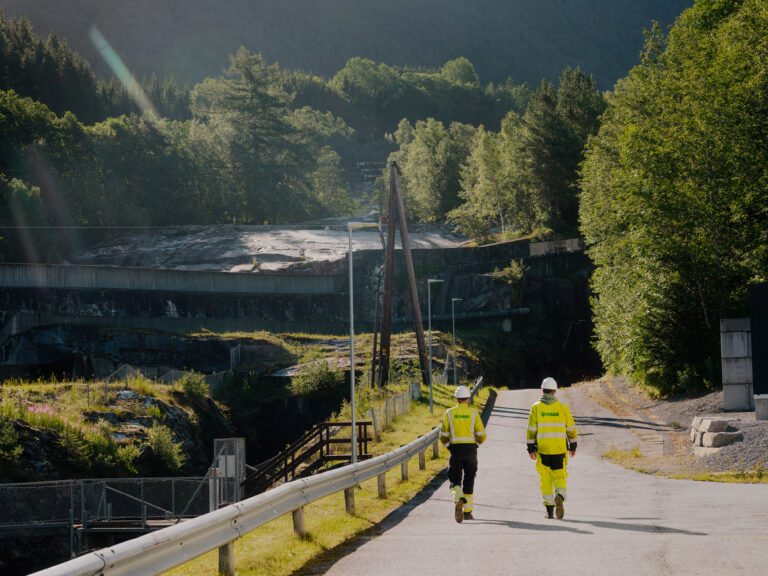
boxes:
[561,518,706,535]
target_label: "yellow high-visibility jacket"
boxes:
[440,403,487,447]
[526,398,577,455]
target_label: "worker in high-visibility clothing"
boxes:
[526,377,577,519]
[440,385,487,523]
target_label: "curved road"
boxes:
[320,387,768,575]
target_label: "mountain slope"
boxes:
[1,0,692,89]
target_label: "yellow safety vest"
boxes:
[440,403,487,446]
[526,398,577,455]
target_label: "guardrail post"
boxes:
[292,507,306,537]
[344,487,355,515]
[419,450,426,470]
[401,460,409,481]
[219,541,235,576]
[377,473,387,498]
[432,440,440,459]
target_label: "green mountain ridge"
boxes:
[1,0,692,89]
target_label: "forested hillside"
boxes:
[2,0,691,90]
[580,0,768,395]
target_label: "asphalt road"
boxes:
[319,387,768,575]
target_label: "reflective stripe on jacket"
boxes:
[440,403,487,446]
[526,399,577,455]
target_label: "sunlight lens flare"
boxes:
[89,26,159,119]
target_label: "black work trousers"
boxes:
[447,443,478,495]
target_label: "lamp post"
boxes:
[427,278,443,414]
[348,222,376,464]
[451,298,463,388]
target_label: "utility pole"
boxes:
[390,163,430,392]
[377,168,397,388]
[376,162,430,392]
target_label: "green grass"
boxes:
[163,382,494,576]
[603,445,768,483]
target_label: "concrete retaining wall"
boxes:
[0,264,344,295]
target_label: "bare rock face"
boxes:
[69,223,465,272]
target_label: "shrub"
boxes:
[0,416,23,475]
[145,423,186,473]
[179,372,209,404]
[290,356,344,395]
[115,443,140,475]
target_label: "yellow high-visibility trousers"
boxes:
[536,454,568,506]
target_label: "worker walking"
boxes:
[440,385,487,523]
[526,377,577,519]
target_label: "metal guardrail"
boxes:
[31,426,442,576]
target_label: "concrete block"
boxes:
[699,418,730,433]
[756,396,768,421]
[720,331,752,359]
[702,431,743,448]
[720,318,751,333]
[691,416,703,430]
[721,358,753,384]
[723,382,754,411]
[689,426,698,443]
[694,445,722,457]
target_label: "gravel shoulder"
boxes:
[574,376,768,479]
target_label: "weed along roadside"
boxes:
[161,382,494,576]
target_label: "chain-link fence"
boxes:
[0,477,216,529]
[365,382,420,440]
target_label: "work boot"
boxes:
[455,498,466,523]
[555,494,565,519]
[545,505,554,519]
[463,512,474,520]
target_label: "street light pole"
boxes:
[427,278,443,414]
[452,298,463,388]
[348,222,376,464]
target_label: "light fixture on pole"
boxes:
[451,298,463,388]
[348,222,377,464]
[427,278,443,414]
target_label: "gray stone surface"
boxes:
[318,388,768,576]
[698,418,730,433]
[693,445,722,457]
[723,382,754,411]
[722,358,753,384]
[720,318,751,332]
[756,396,768,421]
[720,331,752,358]
[701,431,743,448]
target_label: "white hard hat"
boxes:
[541,377,558,391]
[454,385,471,399]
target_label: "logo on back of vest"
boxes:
[453,414,470,419]
[541,412,560,417]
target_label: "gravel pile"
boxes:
[649,389,768,473]
[608,378,768,473]
[694,421,768,472]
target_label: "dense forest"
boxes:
[580,0,768,395]
[2,1,767,397]
[1,0,692,90]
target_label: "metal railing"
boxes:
[0,477,213,531]
[31,427,442,576]
[242,421,373,496]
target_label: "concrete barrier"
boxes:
[0,263,343,295]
